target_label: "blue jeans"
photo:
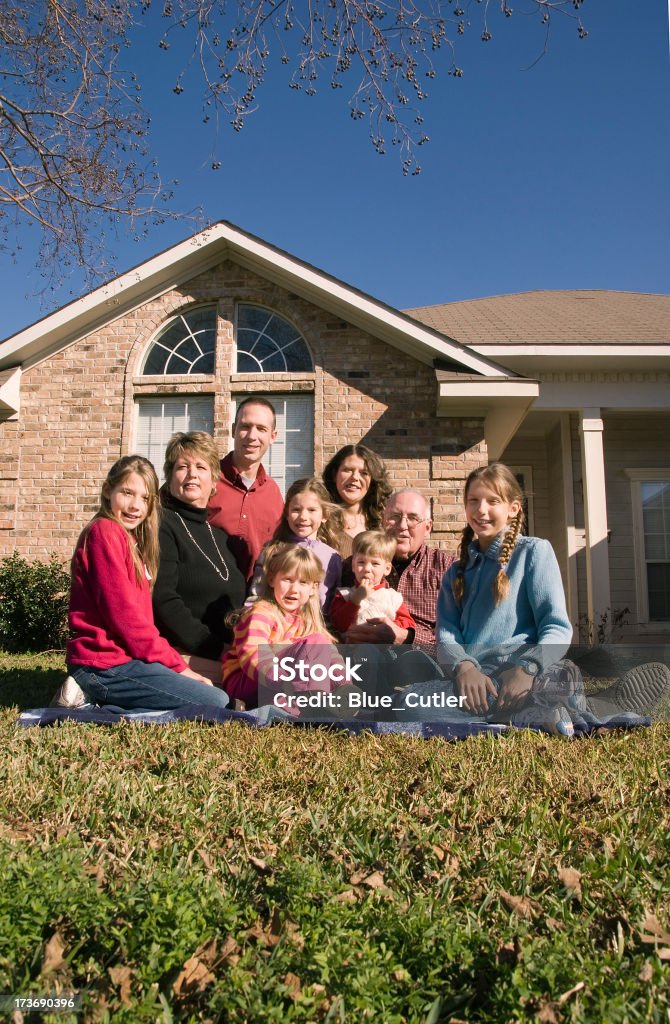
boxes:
[68,660,230,713]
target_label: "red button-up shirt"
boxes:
[208,452,283,580]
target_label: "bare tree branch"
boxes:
[0,0,588,289]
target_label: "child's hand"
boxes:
[350,580,375,604]
[495,666,534,710]
[180,666,214,687]
[455,662,497,714]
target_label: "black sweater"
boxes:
[153,494,246,658]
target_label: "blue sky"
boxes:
[2,0,669,338]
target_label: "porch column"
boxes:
[579,408,611,640]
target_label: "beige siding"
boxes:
[500,429,574,607]
[603,412,670,640]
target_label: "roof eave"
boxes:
[436,378,539,460]
[0,222,514,378]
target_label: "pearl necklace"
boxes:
[172,511,230,582]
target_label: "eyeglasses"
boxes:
[384,512,427,528]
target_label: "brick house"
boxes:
[1,223,669,641]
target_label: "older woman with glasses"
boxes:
[153,431,247,681]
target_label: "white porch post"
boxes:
[560,414,579,627]
[579,408,611,640]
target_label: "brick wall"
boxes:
[0,257,488,563]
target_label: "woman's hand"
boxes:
[455,662,497,714]
[495,665,534,710]
[180,666,214,687]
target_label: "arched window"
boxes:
[142,307,217,375]
[236,304,313,372]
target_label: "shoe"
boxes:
[508,702,574,737]
[50,675,88,708]
[586,662,670,719]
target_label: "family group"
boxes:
[59,397,670,729]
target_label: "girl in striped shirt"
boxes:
[221,543,337,708]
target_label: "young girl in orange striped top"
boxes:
[221,544,336,708]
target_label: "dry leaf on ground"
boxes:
[220,935,241,962]
[558,866,583,902]
[361,870,389,890]
[85,862,106,886]
[249,855,272,873]
[193,938,218,967]
[173,956,215,998]
[284,972,302,999]
[638,961,654,982]
[284,920,305,950]
[499,889,539,920]
[333,888,359,903]
[245,921,280,947]
[537,1000,561,1023]
[197,849,214,871]
[639,914,670,945]
[41,932,66,974]
[108,965,133,1007]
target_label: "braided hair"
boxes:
[451,463,526,608]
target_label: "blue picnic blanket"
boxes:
[16,703,649,739]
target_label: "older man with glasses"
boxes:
[341,488,455,651]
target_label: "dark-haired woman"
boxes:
[322,444,392,558]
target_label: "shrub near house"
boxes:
[0,553,69,651]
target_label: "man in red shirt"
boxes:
[208,398,284,579]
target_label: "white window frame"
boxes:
[134,395,215,481]
[234,304,313,373]
[231,394,314,496]
[625,468,670,629]
[139,305,218,377]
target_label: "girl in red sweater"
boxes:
[66,456,230,712]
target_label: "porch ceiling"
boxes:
[435,375,539,460]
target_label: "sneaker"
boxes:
[49,675,88,708]
[508,702,574,737]
[587,662,670,719]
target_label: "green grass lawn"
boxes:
[1,650,669,1022]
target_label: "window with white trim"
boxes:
[626,469,670,624]
[135,397,214,480]
[232,394,314,496]
[141,307,217,375]
[236,304,312,372]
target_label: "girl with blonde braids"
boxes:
[436,463,574,716]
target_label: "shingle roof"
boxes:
[405,290,670,345]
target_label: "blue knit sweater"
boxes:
[436,534,573,674]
